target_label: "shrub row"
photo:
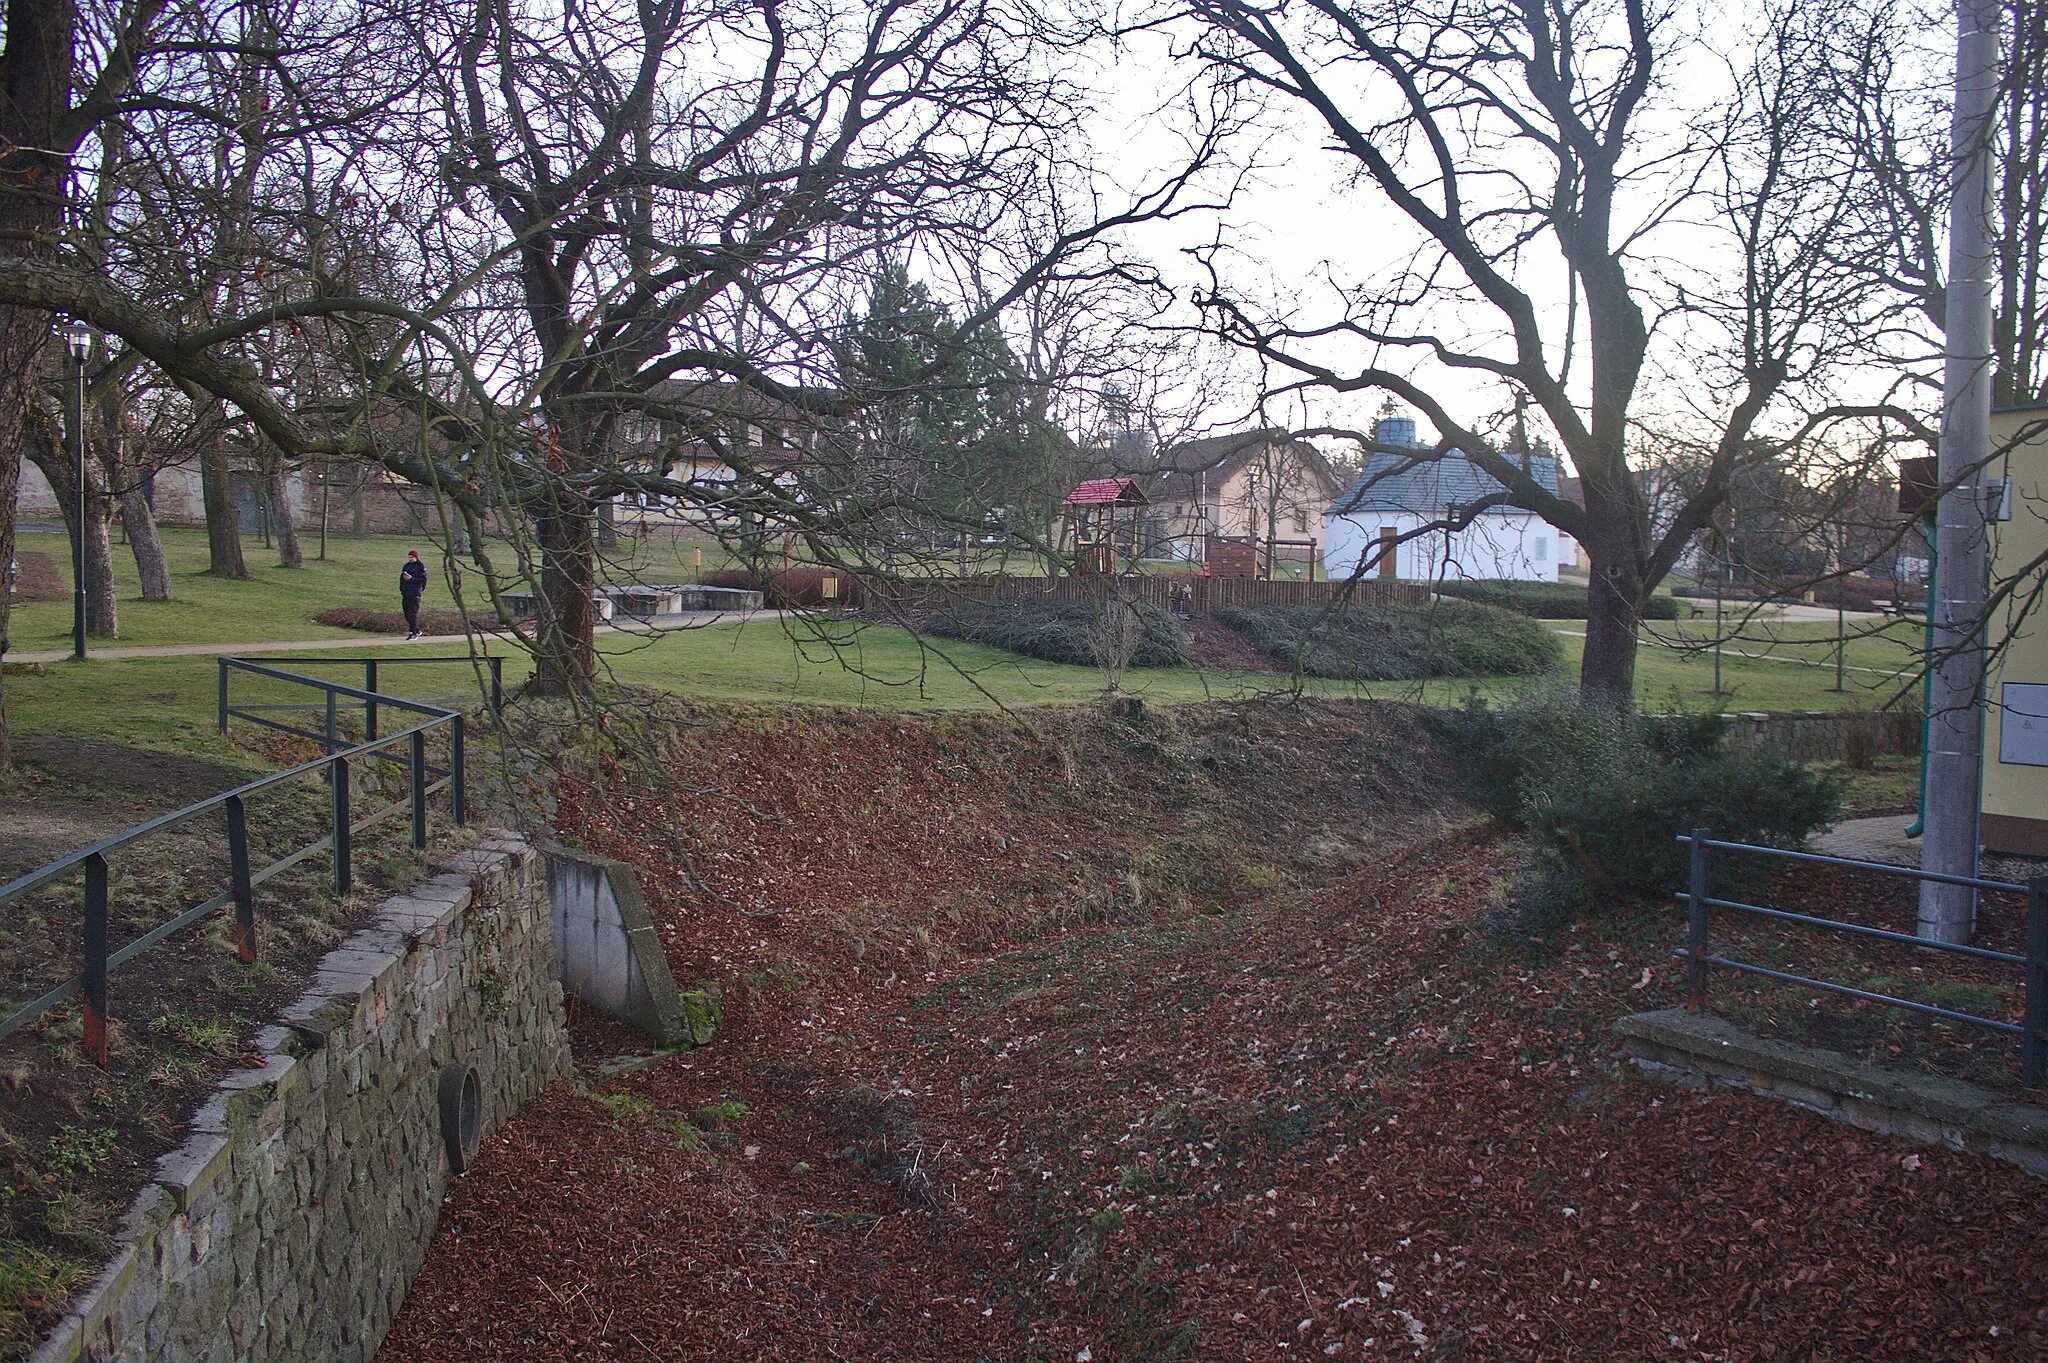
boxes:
[1431,579,1683,620]
[1214,601,1562,680]
[918,598,1189,669]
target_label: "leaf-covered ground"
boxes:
[381,701,2048,1361]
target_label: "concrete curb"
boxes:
[1616,1007,2048,1178]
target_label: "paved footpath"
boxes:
[6,609,782,666]
[1813,813,1922,867]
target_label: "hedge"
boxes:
[1432,579,1683,620]
[1214,601,1562,680]
[918,597,1189,669]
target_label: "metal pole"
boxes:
[489,657,503,714]
[1906,513,1938,838]
[450,714,467,825]
[82,852,108,1066]
[325,688,338,755]
[1713,563,1724,697]
[71,352,86,661]
[1920,0,2003,944]
[2024,876,2047,1088]
[227,794,256,965]
[1843,519,1859,691]
[410,729,428,850]
[365,660,378,741]
[1686,828,1711,1009]
[332,754,352,897]
[218,659,230,735]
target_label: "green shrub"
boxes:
[1215,601,1562,680]
[1427,686,1842,937]
[1432,580,1684,620]
[918,598,1189,669]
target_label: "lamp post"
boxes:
[57,319,94,661]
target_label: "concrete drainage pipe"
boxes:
[439,1062,482,1173]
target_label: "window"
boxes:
[1294,508,1309,533]
[1534,536,1548,562]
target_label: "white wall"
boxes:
[1324,510,1569,582]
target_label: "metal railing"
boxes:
[1676,830,2048,1087]
[0,660,478,1065]
[217,653,502,751]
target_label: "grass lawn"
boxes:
[2,608,1928,753]
[7,527,450,650]
[11,520,1906,718]
[2,526,765,651]
[2,651,502,760]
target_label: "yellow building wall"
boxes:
[1982,403,2048,856]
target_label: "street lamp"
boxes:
[57,319,93,661]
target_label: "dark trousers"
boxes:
[401,592,422,633]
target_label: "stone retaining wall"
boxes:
[31,834,571,1363]
[1707,708,1920,764]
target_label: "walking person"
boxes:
[400,550,428,639]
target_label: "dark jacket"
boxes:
[400,560,428,598]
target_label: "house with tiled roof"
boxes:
[1142,428,1341,566]
[1323,413,1576,583]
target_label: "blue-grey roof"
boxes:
[1327,448,1558,517]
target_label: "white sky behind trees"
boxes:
[1022,0,1963,464]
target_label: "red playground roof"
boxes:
[1063,476,1148,506]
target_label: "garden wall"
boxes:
[29,835,571,1363]
[1708,708,1920,764]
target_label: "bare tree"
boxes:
[1160,0,1908,698]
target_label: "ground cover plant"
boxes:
[915,597,1189,670]
[1432,579,1684,620]
[314,606,495,636]
[1216,600,1561,680]
[372,697,2048,1362]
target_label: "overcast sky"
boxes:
[1062,3,1959,459]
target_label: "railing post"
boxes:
[365,660,378,741]
[2025,875,2048,1088]
[325,687,338,755]
[82,852,108,1067]
[450,714,467,826]
[217,658,230,735]
[227,794,256,965]
[332,754,352,897]
[489,657,503,714]
[1687,827,1711,1010]
[410,729,428,850]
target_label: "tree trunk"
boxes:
[0,0,78,767]
[1580,545,1642,703]
[119,478,171,600]
[0,348,26,770]
[26,427,118,636]
[269,460,303,567]
[201,438,248,578]
[533,497,597,695]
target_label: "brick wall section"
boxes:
[29,834,571,1363]
[1706,708,1921,763]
